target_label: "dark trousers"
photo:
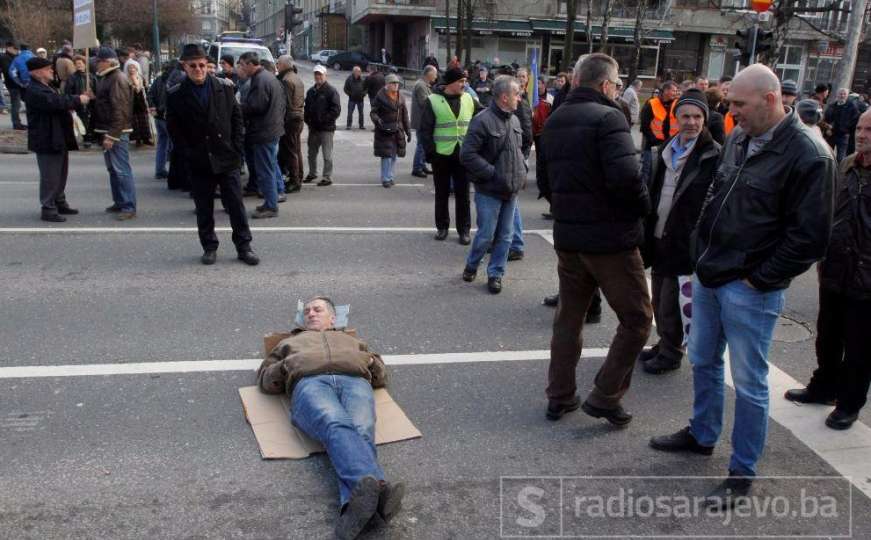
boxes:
[278,119,304,188]
[36,151,69,211]
[807,287,871,414]
[347,98,364,128]
[191,168,252,253]
[8,86,23,128]
[651,272,685,361]
[243,142,258,191]
[431,153,470,233]
[548,248,653,409]
[167,144,191,191]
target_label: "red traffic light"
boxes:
[751,0,772,12]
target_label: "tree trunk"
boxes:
[464,0,474,67]
[832,0,867,94]
[627,0,647,84]
[563,0,577,73]
[455,0,463,63]
[445,0,451,66]
[599,0,612,52]
[586,0,594,54]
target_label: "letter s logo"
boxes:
[516,486,546,528]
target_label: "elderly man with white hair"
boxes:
[824,87,861,162]
[651,64,835,506]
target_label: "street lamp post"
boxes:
[152,0,162,74]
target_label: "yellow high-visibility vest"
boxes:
[429,92,474,156]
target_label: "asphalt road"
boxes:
[0,63,868,539]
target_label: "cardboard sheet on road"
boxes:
[239,331,422,460]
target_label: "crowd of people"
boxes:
[5,36,871,538]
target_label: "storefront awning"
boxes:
[432,17,534,37]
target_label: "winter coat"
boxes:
[166,75,244,175]
[147,73,169,120]
[279,68,305,122]
[64,70,97,119]
[364,71,385,101]
[304,82,341,132]
[642,129,721,276]
[472,78,493,107]
[818,154,871,300]
[410,77,432,130]
[824,100,860,136]
[241,68,286,144]
[92,65,133,140]
[514,93,533,158]
[256,328,387,399]
[707,110,726,145]
[541,86,648,253]
[22,79,79,153]
[460,102,527,200]
[692,110,835,291]
[344,73,366,101]
[370,88,409,158]
[8,49,33,88]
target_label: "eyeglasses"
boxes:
[186,62,208,70]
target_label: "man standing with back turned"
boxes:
[542,53,652,427]
[650,64,835,506]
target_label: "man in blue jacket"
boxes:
[22,57,91,222]
[8,43,33,90]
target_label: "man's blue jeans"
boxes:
[154,118,171,177]
[252,139,284,210]
[511,204,524,253]
[380,156,397,183]
[291,374,385,507]
[465,191,517,278]
[688,277,785,477]
[413,132,426,173]
[103,134,136,211]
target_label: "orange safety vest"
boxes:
[649,98,679,141]
[724,112,736,135]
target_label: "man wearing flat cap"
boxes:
[22,56,92,222]
[166,44,259,266]
[781,79,798,108]
[418,67,479,244]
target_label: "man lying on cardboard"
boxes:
[257,296,405,540]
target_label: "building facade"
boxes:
[251,0,349,58]
[193,0,245,41]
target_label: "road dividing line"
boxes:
[0,227,556,235]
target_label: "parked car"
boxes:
[310,49,340,64]
[207,34,274,67]
[327,51,374,71]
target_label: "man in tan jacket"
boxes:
[276,55,305,193]
[257,297,404,540]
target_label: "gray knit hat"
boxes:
[675,88,709,121]
[781,79,798,96]
[796,99,823,125]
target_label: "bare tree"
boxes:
[599,0,614,52]
[445,0,451,66]
[562,0,578,72]
[627,0,649,83]
[95,0,195,46]
[585,0,594,53]
[0,0,69,49]
[454,0,463,62]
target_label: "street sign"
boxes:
[750,0,772,12]
[72,0,99,50]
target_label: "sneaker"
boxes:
[507,250,524,261]
[201,250,217,265]
[251,208,277,219]
[317,177,332,186]
[581,401,632,426]
[335,476,380,540]
[304,174,317,183]
[237,250,260,266]
[546,395,580,421]
[115,211,137,221]
[487,277,502,294]
[643,354,681,374]
[462,267,477,282]
[649,426,715,455]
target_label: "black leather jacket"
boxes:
[692,110,836,291]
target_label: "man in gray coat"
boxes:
[460,75,527,294]
[411,65,437,177]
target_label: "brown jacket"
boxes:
[257,328,387,398]
[55,56,75,92]
[93,65,133,141]
[279,68,305,122]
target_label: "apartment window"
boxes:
[775,44,803,84]
[557,0,583,15]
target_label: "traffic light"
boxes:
[735,28,753,65]
[755,29,774,54]
[285,1,303,36]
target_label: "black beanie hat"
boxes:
[675,88,709,122]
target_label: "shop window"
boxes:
[775,45,803,88]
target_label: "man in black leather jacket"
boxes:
[651,65,835,507]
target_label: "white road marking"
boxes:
[0,226,555,235]
[301,183,425,187]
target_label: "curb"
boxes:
[0,144,27,155]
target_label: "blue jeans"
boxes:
[0,86,6,108]
[154,118,171,177]
[465,191,517,278]
[688,277,785,476]
[413,132,426,173]
[251,139,284,210]
[511,204,524,253]
[291,374,385,507]
[380,156,396,183]
[347,98,364,128]
[103,134,136,211]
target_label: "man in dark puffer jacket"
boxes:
[541,53,652,427]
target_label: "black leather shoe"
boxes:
[638,346,659,363]
[304,174,317,183]
[585,310,602,324]
[826,409,858,430]
[285,183,301,193]
[546,395,580,421]
[411,170,427,178]
[434,229,448,241]
[458,232,471,245]
[317,177,332,186]
[57,205,79,215]
[377,481,406,523]
[105,204,122,213]
[201,250,217,265]
[581,401,632,426]
[784,388,836,406]
[462,267,477,282]
[507,250,524,261]
[251,208,277,219]
[542,212,553,220]
[487,277,502,294]
[649,426,714,455]
[542,294,559,307]
[704,472,753,510]
[237,250,260,266]
[335,476,380,540]
[643,354,681,374]
[40,211,66,223]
